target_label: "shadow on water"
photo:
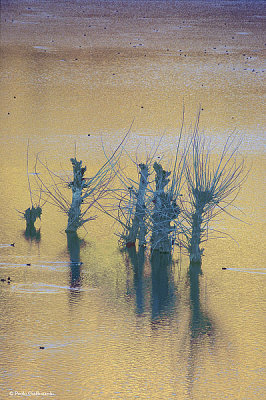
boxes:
[126,246,146,315]
[23,226,41,242]
[150,250,175,326]
[66,232,85,302]
[186,263,215,398]
[125,247,176,324]
[188,264,213,338]
[124,250,216,395]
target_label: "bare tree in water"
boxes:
[177,115,248,266]
[34,133,129,234]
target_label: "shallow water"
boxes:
[0,1,265,399]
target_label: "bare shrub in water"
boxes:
[18,140,44,238]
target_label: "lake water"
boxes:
[0,1,265,399]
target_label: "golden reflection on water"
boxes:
[1,0,265,137]
[0,1,265,399]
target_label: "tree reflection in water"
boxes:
[125,246,146,315]
[67,232,84,302]
[23,225,41,242]
[189,264,213,338]
[150,250,175,325]
[124,248,215,397]
[125,247,176,323]
[186,263,215,398]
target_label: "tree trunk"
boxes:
[65,158,87,233]
[66,187,83,233]
[126,163,148,246]
[151,163,176,253]
[189,207,203,265]
[151,202,172,253]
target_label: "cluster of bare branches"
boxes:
[100,124,188,253]
[187,123,246,214]
[176,119,247,264]
[102,113,247,265]
[34,154,116,233]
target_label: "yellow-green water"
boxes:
[0,1,265,399]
